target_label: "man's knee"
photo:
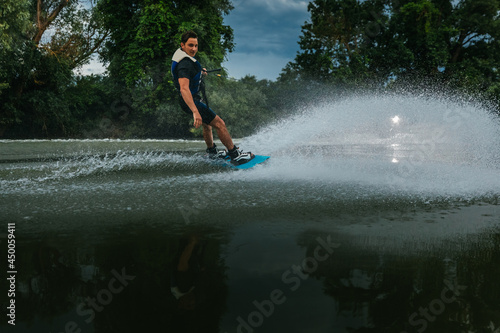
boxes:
[210,116,226,129]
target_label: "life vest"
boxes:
[171,48,202,97]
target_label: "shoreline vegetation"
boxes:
[1,0,499,140]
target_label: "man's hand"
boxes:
[193,110,202,128]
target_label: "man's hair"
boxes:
[181,31,198,44]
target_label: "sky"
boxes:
[77,0,311,81]
[222,0,310,80]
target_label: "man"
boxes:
[171,30,254,165]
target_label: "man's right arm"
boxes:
[179,78,202,128]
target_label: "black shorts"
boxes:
[179,97,217,125]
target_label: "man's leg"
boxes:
[209,116,234,150]
[209,115,253,164]
[202,124,214,149]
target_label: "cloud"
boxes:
[223,0,309,79]
[75,0,310,81]
[232,0,309,13]
[73,55,107,76]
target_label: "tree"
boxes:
[97,0,234,86]
[33,0,109,68]
[287,0,387,84]
[0,0,31,93]
[201,75,270,138]
[442,0,500,93]
[286,0,500,97]
[0,0,109,137]
[95,0,235,138]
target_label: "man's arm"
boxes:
[179,78,202,128]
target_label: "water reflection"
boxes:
[292,229,500,333]
[1,217,499,333]
[170,233,228,332]
[219,217,500,333]
[0,227,230,333]
[171,234,204,311]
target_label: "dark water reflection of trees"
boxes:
[1,226,499,333]
[0,226,229,333]
[297,230,500,333]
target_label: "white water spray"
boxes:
[240,93,500,198]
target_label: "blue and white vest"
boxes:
[171,48,202,97]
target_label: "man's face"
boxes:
[181,38,198,57]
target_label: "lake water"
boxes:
[1,94,500,332]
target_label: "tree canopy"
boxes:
[0,0,108,137]
[97,0,234,86]
[0,0,499,139]
[0,0,235,138]
[286,0,500,95]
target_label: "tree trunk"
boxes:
[33,0,69,46]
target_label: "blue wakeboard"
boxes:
[226,155,270,169]
[207,154,270,169]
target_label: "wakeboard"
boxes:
[208,154,270,169]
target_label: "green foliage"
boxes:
[390,1,450,74]
[202,75,271,138]
[2,0,499,139]
[3,47,100,137]
[98,0,234,86]
[0,0,30,51]
[290,0,387,85]
[0,0,31,95]
[288,0,500,98]
[0,0,109,137]
[89,0,236,138]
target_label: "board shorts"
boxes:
[179,96,217,125]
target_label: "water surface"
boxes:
[1,94,500,332]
